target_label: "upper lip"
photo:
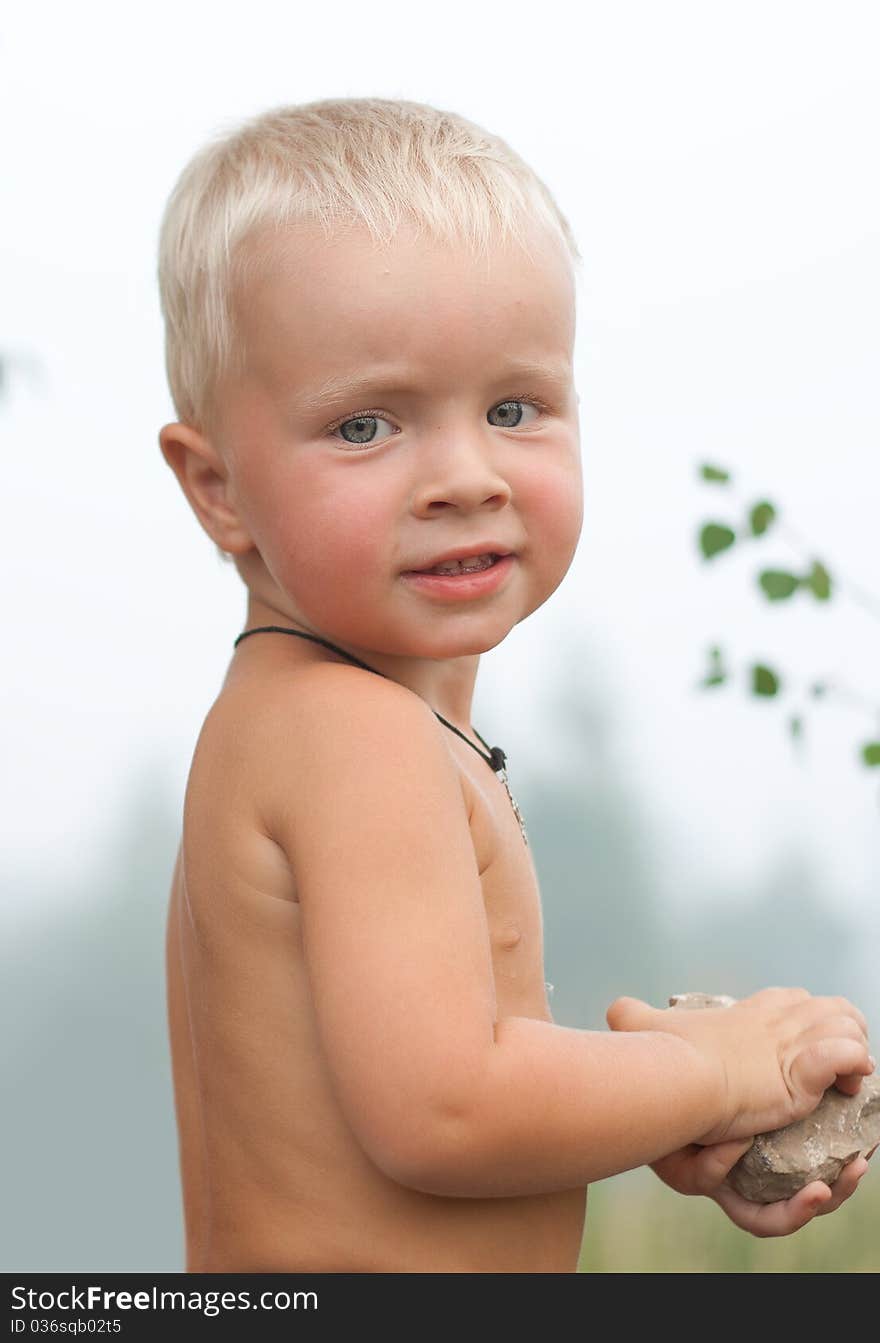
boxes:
[406,543,514,572]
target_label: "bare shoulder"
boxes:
[188,661,468,853]
[251,662,469,851]
[252,659,444,748]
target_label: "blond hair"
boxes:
[157,96,582,436]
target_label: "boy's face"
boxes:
[179,218,582,665]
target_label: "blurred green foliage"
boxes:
[696,463,880,782]
[579,1164,879,1272]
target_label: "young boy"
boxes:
[157,98,873,1272]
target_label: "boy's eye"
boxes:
[330,412,397,448]
[487,400,543,430]
[328,398,547,449]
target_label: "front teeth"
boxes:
[428,554,496,575]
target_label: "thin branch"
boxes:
[773,517,880,627]
[709,660,880,734]
[703,471,880,627]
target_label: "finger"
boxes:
[789,995,870,1038]
[688,1139,755,1194]
[606,996,657,1031]
[821,996,870,1038]
[798,1014,870,1055]
[833,1072,866,1097]
[815,1158,869,1216]
[657,1140,755,1197]
[714,1179,831,1237]
[650,1147,699,1195]
[790,1038,874,1101]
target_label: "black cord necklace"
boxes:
[233,624,528,845]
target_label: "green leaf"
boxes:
[749,500,777,536]
[700,523,737,559]
[789,715,804,742]
[862,742,880,767]
[758,569,800,600]
[752,664,781,697]
[700,464,731,484]
[804,561,832,600]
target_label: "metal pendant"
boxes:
[496,765,529,847]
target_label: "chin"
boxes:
[405,622,518,661]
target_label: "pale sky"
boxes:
[3,0,879,928]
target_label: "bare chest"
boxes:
[457,750,550,1016]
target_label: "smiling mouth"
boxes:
[416,553,500,576]
[401,554,515,599]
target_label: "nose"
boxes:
[411,432,513,517]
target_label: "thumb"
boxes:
[669,1138,755,1197]
[699,1137,755,1182]
[606,995,658,1031]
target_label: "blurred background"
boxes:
[2,0,878,1272]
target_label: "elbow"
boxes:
[344,1047,492,1196]
[383,1130,478,1198]
[370,1105,480,1198]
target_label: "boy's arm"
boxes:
[259,666,871,1199]
[257,664,721,1195]
[258,664,499,1183]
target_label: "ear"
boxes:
[158,422,254,556]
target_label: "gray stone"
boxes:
[669,992,737,1010]
[668,992,880,1203]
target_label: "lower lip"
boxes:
[402,554,515,601]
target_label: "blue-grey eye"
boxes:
[336,414,395,446]
[487,401,540,428]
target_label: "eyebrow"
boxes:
[295,360,572,412]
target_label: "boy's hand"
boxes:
[650,1140,874,1237]
[607,988,873,1144]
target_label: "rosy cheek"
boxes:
[271,472,389,582]
[327,492,390,560]
[523,464,583,549]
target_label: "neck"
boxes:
[240,594,481,735]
